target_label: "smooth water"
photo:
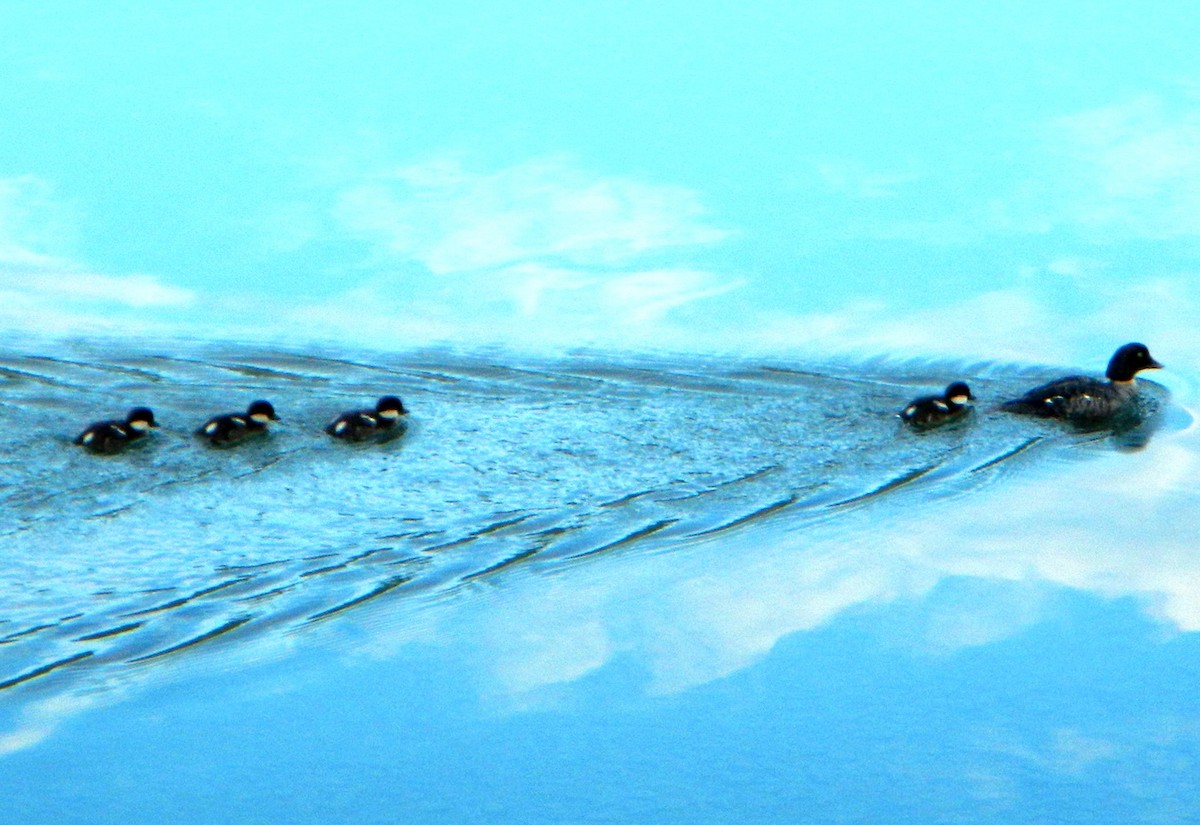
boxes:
[1,339,1197,823]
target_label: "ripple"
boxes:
[0,341,1171,699]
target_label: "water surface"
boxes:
[1,340,1195,823]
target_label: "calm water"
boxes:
[1,338,1197,823]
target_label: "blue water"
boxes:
[1,338,1197,822]
[6,3,1200,820]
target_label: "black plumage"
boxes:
[196,400,279,445]
[899,382,974,428]
[75,407,159,454]
[1000,343,1162,423]
[326,396,408,441]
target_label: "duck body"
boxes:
[999,375,1138,421]
[326,396,407,442]
[75,407,159,454]
[1000,343,1162,424]
[196,400,279,446]
[899,382,974,429]
[325,411,379,441]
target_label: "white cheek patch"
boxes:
[378,409,400,420]
[129,420,151,432]
[950,395,969,405]
[250,413,270,424]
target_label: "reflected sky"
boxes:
[3,416,1200,822]
[4,3,1200,821]
[3,3,1200,362]
[380,415,1200,706]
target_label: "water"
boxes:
[0,339,1158,693]
[1,338,1196,823]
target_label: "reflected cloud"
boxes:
[0,267,197,336]
[0,175,196,336]
[241,155,746,348]
[641,554,912,694]
[485,581,614,700]
[6,135,1199,362]
[745,275,1200,385]
[0,175,75,262]
[453,423,1200,705]
[0,692,108,758]
[18,273,194,309]
[332,155,729,273]
[276,262,741,348]
[1045,94,1200,238]
[2,158,744,349]
[979,726,1121,780]
[816,160,920,199]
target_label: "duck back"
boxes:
[1001,376,1134,421]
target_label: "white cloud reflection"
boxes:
[0,266,196,337]
[1046,95,1200,238]
[2,160,741,347]
[0,176,196,336]
[456,419,1200,704]
[0,692,108,758]
[332,156,729,272]
[294,156,742,346]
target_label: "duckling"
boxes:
[196,399,280,445]
[1000,343,1162,423]
[326,395,408,441]
[899,382,974,428]
[75,407,159,453]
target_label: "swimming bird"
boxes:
[196,399,280,445]
[75,407,159,453]
[899,382,974,428]
[325,395,408,441]
[1000,343,1162,423]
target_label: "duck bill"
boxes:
[1148,357,1164,370]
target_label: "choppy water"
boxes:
[0,339,1174,701]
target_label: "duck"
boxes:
[1000,342,1162,423]
[195,399,280,445]
[899,382,974,428]
[325,395,408,441]
[75,407,159,453]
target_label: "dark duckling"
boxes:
[75,407,159,453]
[1000,343,1162,423]
[899,382,974,428]
[196,399,280,445]
[326,395,408,441]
